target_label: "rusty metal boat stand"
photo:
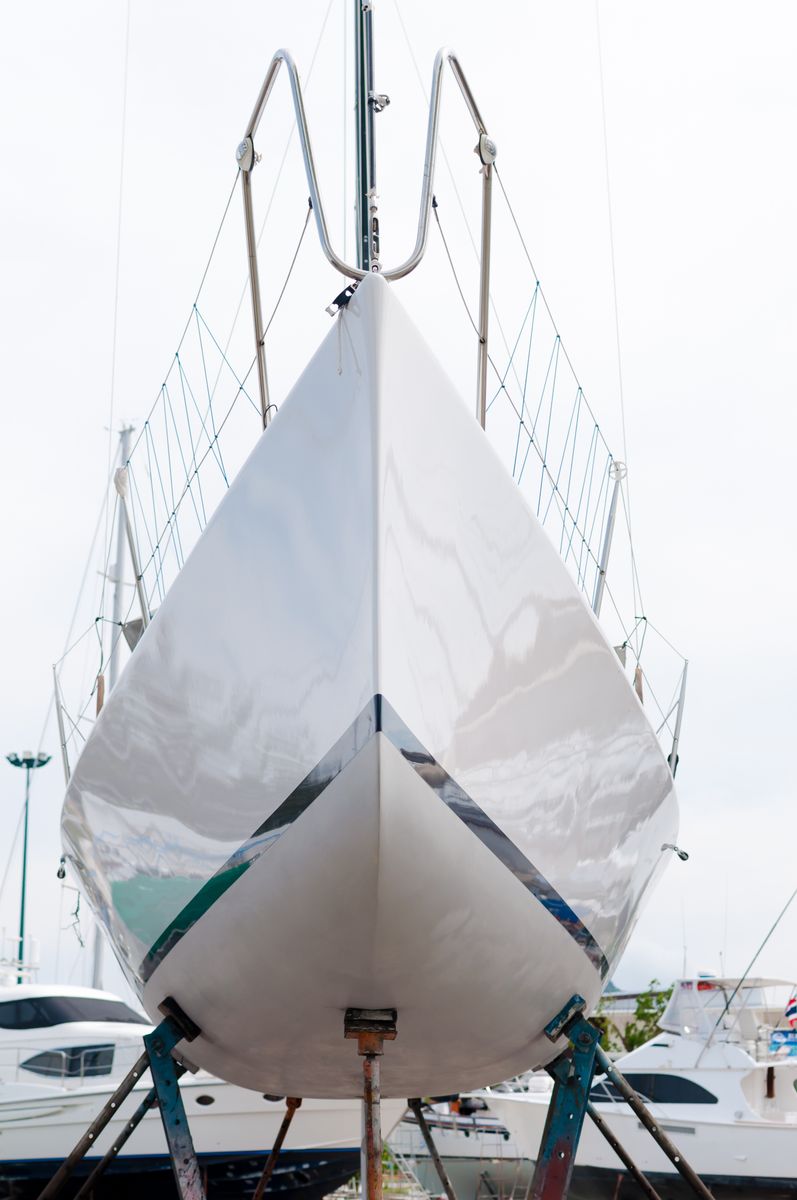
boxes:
[253,1097,303,1200]
[344,1007,398,1200]
[528,994,715,1200]
[407,1098,458,1200]
[38,996,206,1200]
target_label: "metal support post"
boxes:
[37,1050,151,1199]
[591,461,626,617]
[38,1002,203,1200]
[144,1004,205,1200]
[528,997,600,1200]
[354,0,380,270]
[72,1079,172,1200]
[668,659,688,776]
[238,157,271,430]
[407,1099,458,1200]
[593,1044,714,1200]
[253,1097,303,1200]
[344,1007,397,1200]
[476,135,496,429]
[52,666,70,784]
[585,1102,662,1200]
[528,994,713,1200]
[113,465,150,631]
[18,766,31,985]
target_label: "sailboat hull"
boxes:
[62,274,677,1097]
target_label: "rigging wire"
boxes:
[388,0,532,399]
[697,886,797,1064]
[101,0,132,670]
[0,804,25,915]
[594,0,628,468]
[594,0,644,637]
[37,477,112,752]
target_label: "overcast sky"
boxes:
[0,0,795,1003]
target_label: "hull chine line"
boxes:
[140,696,608,982]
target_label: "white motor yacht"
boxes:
[486,977,797,1198]
[0,984,405,1199]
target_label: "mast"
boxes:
[354,0,382,271]
[109,424,133,691]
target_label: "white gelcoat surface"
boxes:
[0,1077,405,1164]
[62,274,677,1096]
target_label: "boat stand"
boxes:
[38,996,206,1200]
[344,1007,397,1200]
[407,1098,458,1200]
[253,1097,303,1200]
[528,995,714,1200]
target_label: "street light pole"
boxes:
[6,751,51,984]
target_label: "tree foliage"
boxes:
[593,980,673,1054]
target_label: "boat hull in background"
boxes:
[488,1091,797,1196]
[62,274,677,1097]
[0,1081,403,1199]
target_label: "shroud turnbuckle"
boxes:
[528,994,715,1200]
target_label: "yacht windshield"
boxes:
[660,980,791,1040]
[0,997,148,1030]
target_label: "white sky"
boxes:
[1,0,795,1003]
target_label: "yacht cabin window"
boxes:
[0,997,147,1030]
[21,1044,115,1078]
[590,1074,718,1105]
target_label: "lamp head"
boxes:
[6,751,52,770]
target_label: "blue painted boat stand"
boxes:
[37,995,206,1200]
[144,1004,205,1200]
[528,994,714,1200]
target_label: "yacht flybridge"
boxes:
[60,4,678,1105]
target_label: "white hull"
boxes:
[62,274,677,1097]
[488,1090,797,1184]
[0,1076,405,1164]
